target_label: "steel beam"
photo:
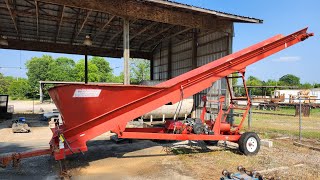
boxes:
[35,1,39,39]
[138,25,174,50]
[4,0,19,35]
[85,54,88,84]
[148,27,193,50]
[70,8,81,44]
[93,15,115,41]
[1,39,152,59]
[55,5,65,42]
[150,56,154,80]
[75,10,92,39]
[191,29,198,69]
[167,39,172,79]
[130,22,157,42]
[106,19,137,46]
[2,8,101,29]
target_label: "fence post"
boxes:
[299,98,302,142]
[248,90,252,130]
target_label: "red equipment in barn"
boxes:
[0,28,313,167]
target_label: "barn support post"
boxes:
[150,56,154,80]
[85,54,88,84]
[167,39,172,79]
[123,19,130,85]
[191,29,198,118]
[191,29,198,69]
[226,25,234,123]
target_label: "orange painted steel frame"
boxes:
[0,28,313,166]
[121,71,250,140]
[48,28,313,160]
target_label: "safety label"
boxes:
[73,89,101,97]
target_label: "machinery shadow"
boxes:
[0,118,49,130]
[63,139,242,171]
[0,143,34,155]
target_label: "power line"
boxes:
[0,67,27,69]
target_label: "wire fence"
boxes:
[3,91,320,142]
[245,97,320,141]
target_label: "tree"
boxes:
[0,73,15,94]
[264,79,278,86]
[8,78,32,100]
[74,59,101,82]
[264,79,278,95]
[246,76,263,95]
[314,83,320,88]
[111,72,124,83]
[300,83,313,89]
[0,73,6,94]
[47,57,76,82]
[279,74,300,86]
[25,55,54,89]
[231,72,239,86]
[130,59,150,84]
[90,57,113,82]
[247,76,263,86]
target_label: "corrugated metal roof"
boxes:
[0,0,262,58]
[147,0,263,23]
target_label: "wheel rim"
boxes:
[246,137,258,152]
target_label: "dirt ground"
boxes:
[1,118,320,180]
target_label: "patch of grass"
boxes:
[233,108,320,140]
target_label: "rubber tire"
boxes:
[204,140,219,146]
[238,132,260,155]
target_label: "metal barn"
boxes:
[0,0,262,116]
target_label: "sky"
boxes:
[0,0,319,83]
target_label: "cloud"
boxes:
[272,56,301,62]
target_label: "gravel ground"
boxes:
[0,118,320,180]
[8,100,56,113]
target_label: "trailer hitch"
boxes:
[0,149,52,168]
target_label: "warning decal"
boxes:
[73,89,101,98]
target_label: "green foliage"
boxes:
[247,76,263,86]
[279,74,300,86]
[314,83,320,88]
[90,57,113,82]
[130,59,150,84]
[8,78,32,100]
[264,79,278,95]
[231,72,238,86]
[74,59,101,82]
[25,55,54,89]
[111,72,124,83]
[244,74,316,96]
[0,73,15,94]
[246,76,263,95]
[47,57,76,82]
[23,55,115,99]
[264,79,278,86]
[300,83,313,89]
